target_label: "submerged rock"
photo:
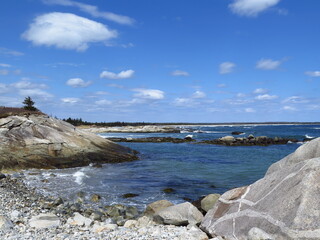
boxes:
[0,114,138,170]
[201,137,320,239]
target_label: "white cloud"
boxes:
[256,58,281,70]
[95,99,112,105]
[19,89,53,98]
[305,71,320,77]
[229,0,281,17]
[283,106,297,111]
[0,63,11,68]
[219,62,236,74]
[171,70,190,76]
[245,108,256,113]
[282,96,309,104]
[192,90,206,99]
[253,88,268,94]
[132,88,164,100]
[100,69,134,79]
[255,94,278,100]
[173,98,194,107]
[61,97,80,103]
[0,47,24,56]
[11,81,47,89]
[66,78,91,87]
[43,0,134,25]
[0,69,9,75]
[22,12,117,51]
[236,93,246,98]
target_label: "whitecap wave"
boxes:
[305,134,315,139]
[73,170,89,185]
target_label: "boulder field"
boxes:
[0,114,138,170]
[201,137,320,240]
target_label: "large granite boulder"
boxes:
[0,114,138,170]
[154,202,204,226]
[201,138,320,239]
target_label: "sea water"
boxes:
[23,124,320,209]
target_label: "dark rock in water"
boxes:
[122,193,139,198]
[0,114,138,170]
[231,131,244,135]
[90,194,101,202]
[162,188,175,193]
[199,135,298,146]
[0,173,6,179]
[108,137,195,143]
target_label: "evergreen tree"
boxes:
[23,96,38,111]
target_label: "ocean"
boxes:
[23,124,320,209]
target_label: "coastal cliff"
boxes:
[0,114,138,170]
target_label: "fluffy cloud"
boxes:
[61,97,80,103]
[305,71,320,77]
[66,78,91,88]
[22,12,117,51]
[229,0,281,17]
[132,88,164,100]
[192,90,206,99]
[19,89,53,98]
[219,62,236,74]
[11,81,47,89]
[255,94,278,100]
[253,88,268,94]
[43,0,134,25]
[256,58,281,70]
[100,70,134,79]
[171,70,190,77]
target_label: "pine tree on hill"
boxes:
[23,96,38,111]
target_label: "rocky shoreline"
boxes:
[0,173,213,240]
[106,135,301,146]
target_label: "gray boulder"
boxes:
[200,194,221,213]
[29,213,60,229]
[201,138,320,239]
[154,202,203,226]
[0,114,137,170]
[144,199,174,217]
[0,215,14,231]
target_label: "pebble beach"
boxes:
[0,173,211,240]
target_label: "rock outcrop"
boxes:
[81,125,180,133]
[0,114,138,170]
[201,137,320,239]
[107,137,195,143]
[199,135,298,146]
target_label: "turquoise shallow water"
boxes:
[23,124,320,209]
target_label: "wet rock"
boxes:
[125,206,139,219]
[154,202,204,226]
[0,173,6,180]
[90,193,101,202]
[90,211,104,221]
[162,187,175,193]
[231,131,244,135]
[29,213,60,229]
[122,193,139,198]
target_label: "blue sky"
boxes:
[1,0,320,122]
